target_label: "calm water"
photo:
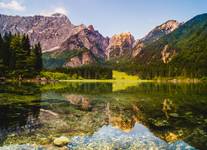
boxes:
[0,81,207,149]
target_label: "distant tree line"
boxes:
[109,56,207,80]
[0,33,42,79]
[55,65,113,79]
[114,61,207,80]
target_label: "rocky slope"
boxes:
[142,20,181,43]
[132,20,181,57]
[0,13,74,51]
[43,24,109,68]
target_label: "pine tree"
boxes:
[34,42,42,74]
[10,35,27,77]
[2,32,12,68]
[22,34,31,55]
[0,34,5,77]
[22,34,32,76]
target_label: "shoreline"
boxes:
[0,77,206,84]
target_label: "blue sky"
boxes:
[0,0,207,38]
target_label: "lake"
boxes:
[0,81,207,149]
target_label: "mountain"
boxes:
[60,24,109,60]
[0,13,181,69]
[106,32,135,59]
[132,20,181,57]
[0,13,74,52]
[0,13,109,68]
[133,13,207,78]
[43,25,109,68]
[1,12,207,77]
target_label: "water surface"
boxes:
[0,81,207,149]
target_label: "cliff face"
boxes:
[106,32,135,59]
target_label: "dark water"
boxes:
[0,81,207,149]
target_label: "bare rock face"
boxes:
[132,20,181,58]
[0,13,74,52]
[161,45,176,64]
[106,32,135,59]
[60,24,109,59]
[131,40,144,58]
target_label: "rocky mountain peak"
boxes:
[132,20,181,58]
[51,13,67,18]
[0,13,74,52]
[141,20,181,43]
[158,20,180,33]
[106,32,135,59]
[87,25,95,31]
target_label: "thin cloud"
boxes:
[0,0,25,11]
[39,7,68,16]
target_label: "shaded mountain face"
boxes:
[60,25,109,59]
[106,32,135,59]
[134,13,207,70]
[43,25,109,68]
[132,20,181,57]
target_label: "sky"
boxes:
[0,0,207,39]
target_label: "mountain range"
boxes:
[0,13,207,75]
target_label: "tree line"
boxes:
[55,65,113,79]
[111,59,207,80]
[0,33,42,79]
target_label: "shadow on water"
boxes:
[0,81,207,149]
[0,82,41,145]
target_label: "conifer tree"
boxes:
[34,42,42,73]
[0,34,4,76]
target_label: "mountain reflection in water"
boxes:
[0,82,207,149]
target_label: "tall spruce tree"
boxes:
[22,34,32,76]
[34,42,42,73]
[0,34,4,77]
[2,32,12,69]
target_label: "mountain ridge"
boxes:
[1,13,207,73]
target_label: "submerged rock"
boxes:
[53,136,70,147]
[68,123,196,150]
[0,144,44,150]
